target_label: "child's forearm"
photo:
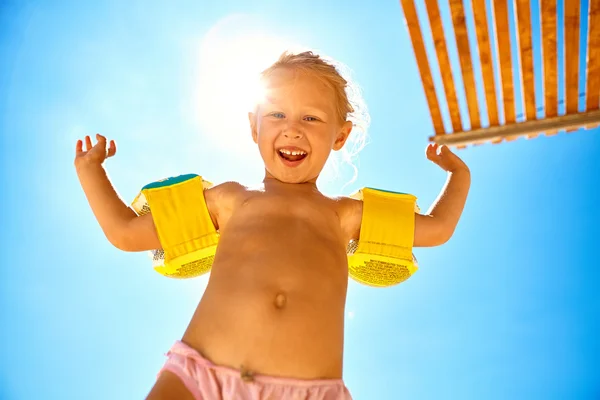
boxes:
[76,163,137,247]
[427,167,471,240]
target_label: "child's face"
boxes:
[249,68,352,184]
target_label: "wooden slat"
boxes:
[541,0,558,118]
[423,0,463,132]
[448,0,481,129]
[492,0,516,125]
[515,0,536,121]
[430,109,600,147]
[471,0,499,127]
[564,0,581,114]
[400,0,446,134]
[586,0,600,111]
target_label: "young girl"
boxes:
[75,51,470,399]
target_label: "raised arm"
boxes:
[75,134,161,251]
[414,144,471,247]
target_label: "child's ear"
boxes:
[332,121,353,151]
[248,112,258,144]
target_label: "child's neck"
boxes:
[262,176,320,192]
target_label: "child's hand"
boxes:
[426,143,469,173]
[75,134,116,170]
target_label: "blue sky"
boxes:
[1,1,599,399]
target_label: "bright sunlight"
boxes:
[191,14,302,156]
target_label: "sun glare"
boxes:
[191,15,301,155]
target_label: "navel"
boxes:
[240,365,254,382]
[274,292,287,309]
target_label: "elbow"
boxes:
[105,223,162,253]
[414,218,455,247]
[431,224,455,246]
[421,231,452,247]
[105,226,138,252]
[434,230,453,246]
[107,232,134,252]
[103,213,162,252]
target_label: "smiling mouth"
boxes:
[278,149,308,162]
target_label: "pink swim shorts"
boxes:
[157,341,353,400]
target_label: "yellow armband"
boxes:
[347,188,419,287]
[131,174,219,279]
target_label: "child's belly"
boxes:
[181,214,350,380]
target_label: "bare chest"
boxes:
[221,190,343,236]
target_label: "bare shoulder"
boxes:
[205,180,246,199]
[332,195,363,243]
[204,181,247,230]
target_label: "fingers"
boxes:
[439,144,452,156]
[426,143,441,160]
[106,139,117,158]
[85,135,93,151]
[95,134,108,153]
[83,134,108,149]
[426,143,451,158]
[425,143,433,155]
[79,134,115,157]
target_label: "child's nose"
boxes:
[283,123,303,139]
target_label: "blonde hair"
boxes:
[260,51,370,186]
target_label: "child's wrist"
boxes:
[448,165,470,175]
[75,160,106,177]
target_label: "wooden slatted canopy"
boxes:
[399,0,600,147]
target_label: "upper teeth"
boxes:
[280,149,306,156]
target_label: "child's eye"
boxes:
[304,116,320,122]
[270,112,285,119]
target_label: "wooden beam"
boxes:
[449,0,481,129]
[400,0,446,135]
[492,0,516,125]
[424,0,463,132]
[430,109,600,146]
[471,0,499,127]
[515,0,537,121]
[541,0,558,119]
[564,0,581,114]
[586,0,600,111]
